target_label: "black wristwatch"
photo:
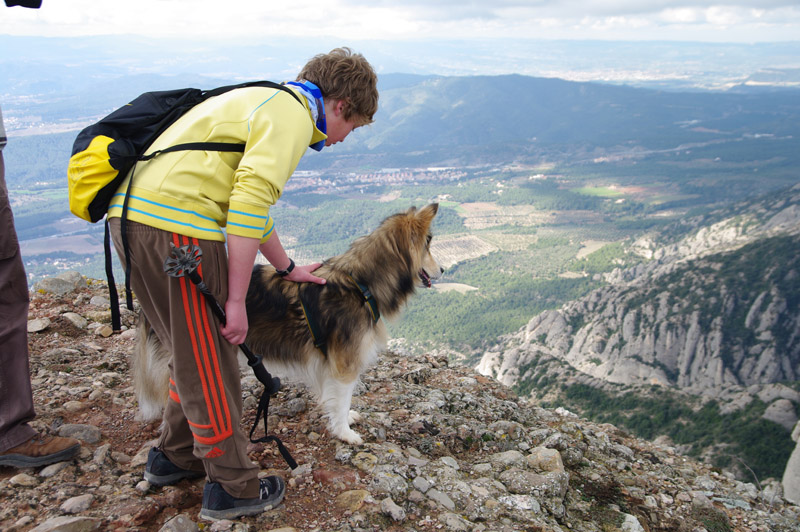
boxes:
[276,258,295,277]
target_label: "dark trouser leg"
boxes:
[0,156,37,453]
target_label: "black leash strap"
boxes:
[103,219,122,331]
[249,387,298,470]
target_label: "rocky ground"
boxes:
[1,271,799,532]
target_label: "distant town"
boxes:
[285,167,468,194]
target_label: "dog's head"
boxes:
[341,203,444,318]
[408,203,443,288]
[377,203,443,289]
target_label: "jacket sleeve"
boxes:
[226,91,314,240]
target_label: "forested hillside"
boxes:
[477,184,800,481]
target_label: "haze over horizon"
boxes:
[2,0,800,43]
[2,2,800,135]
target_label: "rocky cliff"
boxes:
[2,274,799,531]
[479,232,800,396]
[477,184,800,495]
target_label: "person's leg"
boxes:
[0,153,37,452]
[0,153,79,467]
[110,219,260,497]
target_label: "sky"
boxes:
[2,0,800,43]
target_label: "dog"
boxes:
[134,203,443,444]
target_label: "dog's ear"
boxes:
[417,203,439,226]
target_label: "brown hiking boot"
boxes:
[0,434,80,468]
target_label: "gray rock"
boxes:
[42,347,82,360]
[439,456,459,470]
[93,444,111,465]
[62,312,88,329]
[763,398,798,431]
[63,401,86,413]
[58,424,102,444]
[525,447,564,473]
[713,496,751,511]
[488,450,525,469]
[369,469,408,496]
[621,513,645,532]
[499,494,541,513]
[34,277,79,297]
[427,488,456,510]
[159,514,199,532]
[57,271,87,289]
[60,494,94,514]
[10,473,39,487]
[290,462,312,478]
[30,516,102,532]
[28,317,51,333]
[783,421,800,504]
[277,397,308,417]
[694,475,717,491]
[412,476,431,493]
[472,463,492,475]
[381,497,407,522]
[499,468,569,499]
[88,295,110,308]
[39,461,71,478]
[438,512,472,531]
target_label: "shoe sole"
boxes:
[199,481,286,521]
[144,469,205,486]
[0,443,80,468]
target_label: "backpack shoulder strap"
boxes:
[202,80,303,106]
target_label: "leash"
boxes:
[163,243,297,470]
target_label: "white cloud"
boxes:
[661,8,702,23]
[1,0,799,41]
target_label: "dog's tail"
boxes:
[133,313,170,421]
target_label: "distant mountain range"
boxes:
[318,73,800,166]
[4,68,800,186]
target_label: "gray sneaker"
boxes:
[199,476,286,521]
[143,448,205,486]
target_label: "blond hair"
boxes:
[298,47,378,126]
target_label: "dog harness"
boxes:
[299,274,380,357]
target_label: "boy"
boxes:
[107,48,378,520]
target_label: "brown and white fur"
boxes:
[134,203,443,444]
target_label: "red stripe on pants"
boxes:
[173,234,233,445]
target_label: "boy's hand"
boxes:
[284,262,326,285]
[221,299,248,345]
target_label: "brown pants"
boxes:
[109,218,259,498]
[0,153,37,453]
[0,152,36,452]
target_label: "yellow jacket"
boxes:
[107,85,326,242]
